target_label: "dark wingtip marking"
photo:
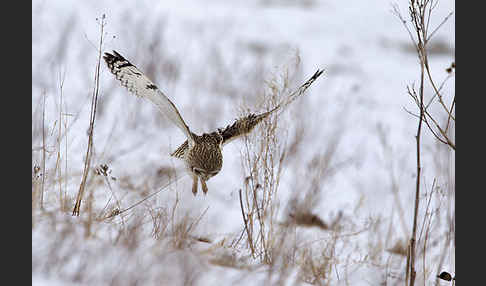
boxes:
[112,50,124,58]
[103,50,132,67]
[146,84,157,90]
[313,69,325,80]
[103,52,114,63]
[118,62,133,68]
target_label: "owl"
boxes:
[103,50,323,195]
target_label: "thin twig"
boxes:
[426,11,454,43]
[424,61,455,122]
[239,188,255,256]
[102,173,187,220]
[445,96,455,133]
[41,91,46,210]
[72,15,106,216]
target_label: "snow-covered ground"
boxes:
[32,0,455,285]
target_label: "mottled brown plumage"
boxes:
[103,50,323,195]
[184,132,223,194]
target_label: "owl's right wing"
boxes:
[104,50,194,142]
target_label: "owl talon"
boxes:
[201,179,208,195]
[192,175,198,196]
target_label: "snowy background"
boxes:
[32,0,455,285]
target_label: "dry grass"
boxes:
[32,4,454,285]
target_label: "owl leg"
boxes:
[201,178,208,195]
[192,175,198,196]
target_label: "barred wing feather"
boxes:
[170,69,324,157]
[103,50,194,142]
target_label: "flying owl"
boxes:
[103,50,323,195]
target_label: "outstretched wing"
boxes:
[170,69,324,158]
[103,50,194,142]
[220,69,324,145]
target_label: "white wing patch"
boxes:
[104,51,194,143]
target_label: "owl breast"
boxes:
[185,132,223,177]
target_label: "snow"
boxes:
[32,0,455,285]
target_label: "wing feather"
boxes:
[220,69,324,145]
[103,50,194,142]
[169,69,324,157]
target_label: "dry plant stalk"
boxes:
[394,0,455,151]
[54,71,67,211]
[236,68,288,264]
[100,172,187,220]
[72,15,106,216]
[236,61,317,264]
[41,91,46,209]
[392,1,454,285]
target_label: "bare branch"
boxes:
[427,11,454,43]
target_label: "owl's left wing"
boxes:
[170,69,324,158]
[220,68,324,145]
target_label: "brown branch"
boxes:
[425,73,453,110]
[408,72,455,150]
[445,96,455,133]
[423,110,455,150]
[409,2,426,285]
[410,56,424,286]
[396,1,455,284]
[422,113,450,146]
[423,60,455,122]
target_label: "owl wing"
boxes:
[104,50,194,142]
[169,109,274,159]
[220,68,324,145]
[170,69,324,157]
